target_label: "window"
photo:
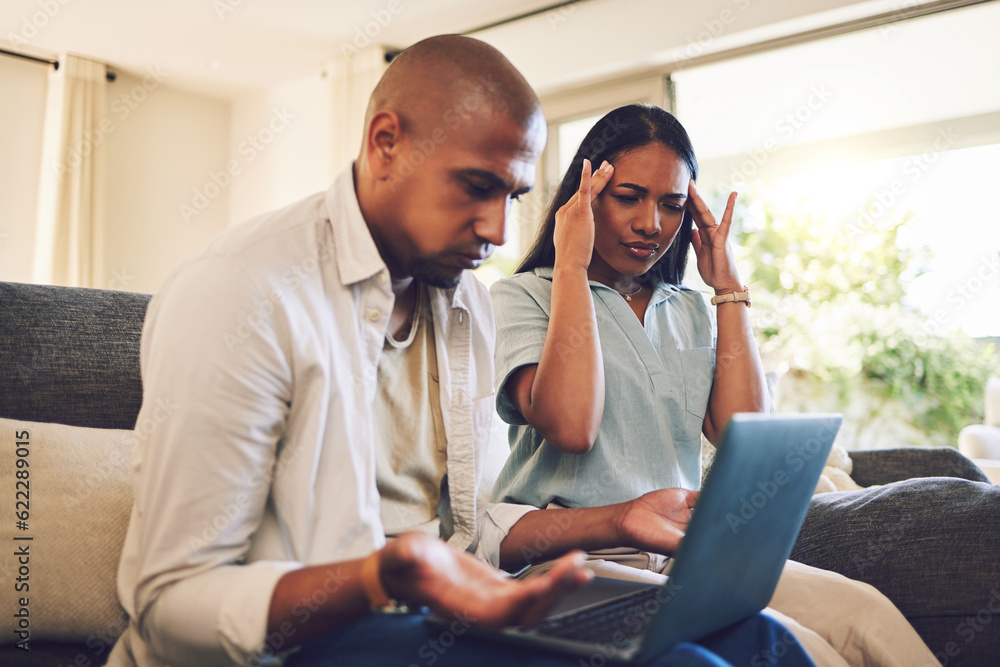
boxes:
[486,2,1000,447]
[672,1,1000,337]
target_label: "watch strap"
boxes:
[710,285,751,307]
[360,550,392,611]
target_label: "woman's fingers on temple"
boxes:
[688,181,707,209]
[588,160,614,201]
[686,183,715,226]
[578,158,592,194]
[690,228,702,253]
[718,192,738,235]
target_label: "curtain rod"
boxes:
[0,47,117,81]
[385,0,589,62]
[461,0,586,34]
[657,0,997,75]
[538,0,996,102]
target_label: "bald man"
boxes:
[108,35,813,667]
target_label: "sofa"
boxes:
[1,279,998,666]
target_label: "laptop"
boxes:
[429,412,842,663]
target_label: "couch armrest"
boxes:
[0,281,150,430]
[792,477,1000,664]
[849,446,989,486]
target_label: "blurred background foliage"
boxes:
[725,189,999,449]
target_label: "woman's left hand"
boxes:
[687,182,742,292]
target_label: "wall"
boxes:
[479,0,892,97]
[0,59,231,294]
[101,69,230,294]
[0,56,47,283]
[227,46,395,226]
[4,1,956,291]
[227,70,334,226]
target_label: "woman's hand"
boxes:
[614,488,700,556]
[553,159,615,273]
[687,182,743,293]
[688,183,769,442]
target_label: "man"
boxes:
[108,35,811,667]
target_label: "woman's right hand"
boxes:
[511,159,613,455]
[553,159,615,273]
[614,488,700,556]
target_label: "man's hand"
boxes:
[614,488,700,557]
[381,532,592,629]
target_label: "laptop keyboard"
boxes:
[532,586,660,643]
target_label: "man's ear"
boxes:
[364,110,403,181]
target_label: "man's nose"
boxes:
[476,197,509,247]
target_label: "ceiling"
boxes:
[1,0,562,97]
[1,0,929,100]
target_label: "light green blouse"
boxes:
[490,267,716,509]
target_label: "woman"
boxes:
[489,104,936,667]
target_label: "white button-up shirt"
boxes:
[111,165,534,667]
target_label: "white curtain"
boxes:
[327,45,389,171]
[33,54,108,287]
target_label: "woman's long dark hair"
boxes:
[517,104,699,286]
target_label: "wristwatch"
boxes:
[710,285,751,307]
[360,550,411,614]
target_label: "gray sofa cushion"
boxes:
[2,279,997,665]
[849,447,990,486]
[0,281,150,430]
[792,478,1000,666]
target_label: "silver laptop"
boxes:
[430,412,842,663]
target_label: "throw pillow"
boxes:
[0,417,133,643]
